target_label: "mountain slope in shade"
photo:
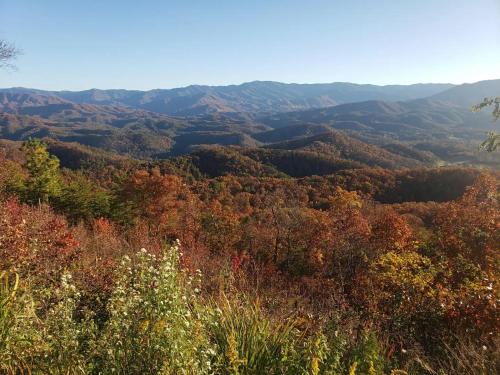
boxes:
[252,123,333,143]
[430,79,500,107]
[0,81,454,116]
[264,130,424,168]
[258,98,495,140]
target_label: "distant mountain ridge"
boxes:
[430,79,500,107]
[1,81,456,116]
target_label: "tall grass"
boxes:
[206,296,300,374]
[0,271,24,373]
[0,271,41,374]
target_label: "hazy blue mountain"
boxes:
[258,97,495,138]
[430,79,500,107]
[0,81,454,116]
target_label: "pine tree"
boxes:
[22,140,62,204]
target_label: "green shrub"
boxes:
[56,173,112,223]
[39,272,96,374]
[94,242,213,375]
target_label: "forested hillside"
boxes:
[0,135,498,373]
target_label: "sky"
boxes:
[0,0,499,90]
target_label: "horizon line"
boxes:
[4,78,500,92]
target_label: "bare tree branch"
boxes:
[0,39,21,70]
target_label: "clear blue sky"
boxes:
[1,0,499,90]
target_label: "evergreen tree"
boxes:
[22,140,62,204]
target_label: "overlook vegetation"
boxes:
[0,138,497,374]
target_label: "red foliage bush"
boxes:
[0,197,79,284]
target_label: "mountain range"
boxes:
[1,81,456,116]
[0,79,498,176]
